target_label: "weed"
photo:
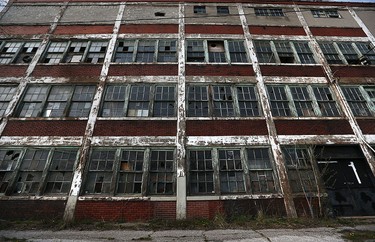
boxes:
[341,229,375,241]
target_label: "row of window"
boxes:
[1,39,374,65]
[0,146,316,196]
[0,84,374,118]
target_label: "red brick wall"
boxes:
[154,201,176,220]
[223,199,286,217]
[94,120,177,136]
[0,65,27,77]
[2,120,87,136]
[310,27,366,37]
[0,200,65,219]
[108,64,178,76]
[330,66,375,77]
[32,65,102,77]
[186,120,268,136]
[0,25,50,35]
[260,65,325,77]
[357,119,375,134]
[185,25,243,34]
[120,24,178,34]
[54,25,114,34]
[249,26,306,36]
[187,201,224,219]
[186,65,253,76]
[293,197,322,217]
[275,119,353,135]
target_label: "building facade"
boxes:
[0,0,374,222]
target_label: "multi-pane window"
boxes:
[188,150,214,195]
[100,84,176,117]
[267,85,340,117]
[254,40,315,64]
[0,86,17,117]
[219,149,245,193]
[247,148,276,193]
[319,42,375,65]
[11,148,78,195]
[217,6,229,15]
[17,85,96,118]
[187,39,248,63]
[0,149,22,193]
[283,147,317,193]
[341,86,375,117]
[194,5,206,14]
[117,150,144,194]
[149,150,175,195]
[0,41,41,64]
[114,39,177,63]
[255,8,284,17]
[311,9,340,18]
[42,40,108,64]
[187,85,261,117]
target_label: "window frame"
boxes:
[311,9,341,18]
[193,5,206,14]
[254,8,285,17]
[0,85,18,117]
[341,85,375,117]
[0,40,41,64]
[217,6,229,15]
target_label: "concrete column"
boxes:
[237,3,297,218]
[176,3,187,220]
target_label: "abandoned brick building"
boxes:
[0,0,374,222]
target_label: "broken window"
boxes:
[219,149,245,193]
[217,6,229,15]
[254,41,275,63]
[136,40,156,63]
[228,40,248,63]
[128,85,150,117]
[193,5,206,14]
[213,86,234,117]
[117,150,144,194]
[0,86,17,117]
[294,42,316,64]
[313,87,340,116]
[319,42,343,64]
[42,40,108,64]
[208,41,226,63]
[311,9,340,18]
[283,147,317,193]
[356,42,375,65]
[255,8,284,16]
[247,148,276,194]
[187,85,209,117]
[188,150,214,195]
[341,86,373,117]
[337,43,359,64]
[267,86,291,116]
[101,85,127,117]
[187,40,205,62]
[153,86,176,117]
[0,149,21,193]
[114,40,135,62]
[274,41,295,63]
[18,84,96,118]
[0,41,41,64]
[157,40,177,62]
[149,150,175,195]
[237,86,260,117]
[290,86,315,117]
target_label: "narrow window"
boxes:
[187,40,205,62]
[212,86,234,117]
[153,86,176,117]
[117,150,144,194]
[267,86,291,116]
[43,42,68,64]
[237,86,260,116]
[101,85,127,117]
[154,12,165,17]
[127,85,150,117]
[319,42,343,64]
[247,148,276,194]
[85,149,115,194]
[157,40,177,62]
[187,85,209,117]
[217,6,229,15]
[189,150,214,195]
[68,85,96,117]
[274,41,295,63]
[228,40,247,63]
[136,40,156,63]
[219,149,245,193]
[294,42,315,64]
[0,86,17,116]
[337,43,359,64]
[114,40,135,63]
[149,150,175,195]
[0,149,22,193]
[85,41,108,63]
[311,9,340,18]
[194,6,206,14]
[313,86,340,116]
[208,41,226,63]
[254,41,275,63]
[64,41,87,63]
[290,86,315,116]
[341,87,372,116]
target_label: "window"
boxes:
[84,148,176,195]
[0,41,41,64]
[283,147,317,193]
[219,149,245,193]
[188,150,214,195]
[187,39,248,63]
[247,148,276,193]
[0,86,17,116]
[114,39,177,63]
[341,86,374,117]
[100,84,176,117]
[42,40,108,64]
[267,85,340,117]
[254,40,315,64]
[0,149,22,193]
[187,85,261,117]
[255,8,284,17]
[194,6,206,14]
[17,85,96,118]
[217,6,229,15]
[311,9,340,18]
[319,42,342,64]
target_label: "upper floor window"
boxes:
[341,86,375,117]
[17,85,96,118]
[267,85,341,117]
[319,42,375,65]
[311,9,340,18]
[101,84,176,117]
[254,40,316,64]
[0,85,17,117]
[114,39,177,63]
[217,6,229,15]
[187,84,261,117]
[194,6,206,14]
[0,40,40,64]
[255,8,284,17]
[187,39,248,63]
[41,40,108,64]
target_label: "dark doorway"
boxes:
[315,146,375,216]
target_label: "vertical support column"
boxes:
[237,4,297,218]
[348,7,375,46]
[63,3,126,223]
[176,3,187,220]
[295,5,375,176]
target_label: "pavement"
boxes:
[1,225,375,241]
